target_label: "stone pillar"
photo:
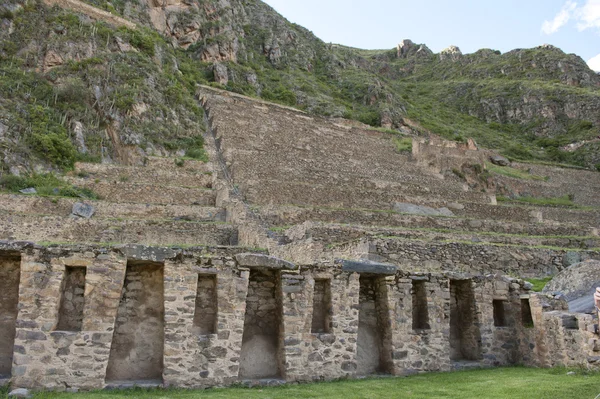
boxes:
[289,271,360,380]
[393,276,452,374]
[279,270,308,381]
[12,250,126,390]
[162,256,249,388]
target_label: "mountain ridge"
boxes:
[0,0,599,174]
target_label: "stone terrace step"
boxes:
[366,236,600,277]
[227,148,445,187]
[72,180,216,206]
[507,162,600,208]
[0,212,237,246]
[73,161,213,188]
[455,202,600,229]
[0,194,225,222]
[202,90,485,208]
[290,223,600,250]
[144,156,210,171]
[242,179,492,208]
[258,205,595,238]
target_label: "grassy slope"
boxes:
[0,2,208,172]
[8,368,600,399]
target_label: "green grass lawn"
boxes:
[6,367,600,399]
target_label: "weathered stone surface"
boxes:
[341,260,397,275]
[235,253,297,270]
[543,260,600,313]
[213,63,229,86]
[116,245,178,262]
[71,202,95,219]
[19,188,36,195]
[393,202,454,217]
[8,388,32,398]
[489,155,511,166]
[439,45,463,61]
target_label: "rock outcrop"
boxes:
[543,260,600,313]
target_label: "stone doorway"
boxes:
[356,275,393,375]
[0,254,20,378]
[106,261,165,382]
[239,269,282,379]
[449,279,481,361]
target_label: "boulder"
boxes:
[71,202,95,219]
[213,63,229,85]
[8,388,32,398]
[439,45,463,61]
[489,155,511,166]
[397,39,433,59]
[393,202,455,217]
[19,188,36,194]
[543,260,600,313]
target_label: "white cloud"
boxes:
[575,0,600,31]
[542,0,600,34]
[588,53,600,71]
[542,1,578,34]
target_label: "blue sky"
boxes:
[262,0,600,71]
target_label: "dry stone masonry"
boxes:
[1,84,600,391]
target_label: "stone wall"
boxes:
[368,238,600,278]
[1,242,599,391]
[412,137,487,174]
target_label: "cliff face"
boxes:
[1,0,600,172]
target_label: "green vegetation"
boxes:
[393,137,413,153]
[0,174,98,199]
[486,163,548,181]
[526,277,554,292]
[4,368,598,399]
[1,1,600,172]
[498,195,576,207]
[0,6,207,172]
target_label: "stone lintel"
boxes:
[116,244,178,263]
[341,259,398,275]
[235,253,297,271]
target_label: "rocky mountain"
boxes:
[1,0,599,174]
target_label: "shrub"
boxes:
[0,173,98,199]
[30,131,78,169]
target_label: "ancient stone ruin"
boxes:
[1,85,600,391]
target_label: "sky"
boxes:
[262,0,600,71]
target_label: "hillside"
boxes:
[0,0,600,173]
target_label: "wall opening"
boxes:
[356,275,393,375]
[521,299,534,328]
[311,279,331,334]
[0,254,20,378]
[106,261,164,382]
[493,300,507,327]
[56,266,86,332]
[239,269,282,379]
[193,274,218,335]
[449,280,481,361]
[412,280,430,330]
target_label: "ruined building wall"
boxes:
[1,244,599,391]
